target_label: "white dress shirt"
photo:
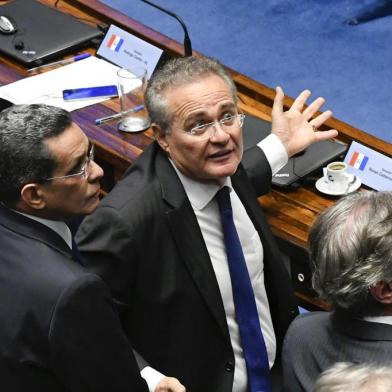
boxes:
[171,134,287,392]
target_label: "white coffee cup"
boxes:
[324,161,351,192]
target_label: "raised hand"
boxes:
[271,86,338,157]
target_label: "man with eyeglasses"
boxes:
[0,104,185,392]
[77,56,338,392]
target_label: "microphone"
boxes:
[345,1,392,25]
[141,0,192,57]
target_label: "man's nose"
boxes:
[210,121,230,142]
[88,160,104,182]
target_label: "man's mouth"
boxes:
[208,149,232,159]
[89,187,101,199]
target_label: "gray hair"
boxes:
[145,56,237,133]
[0,104,72,207]
[309,191,392,316]
[314,362,392,392]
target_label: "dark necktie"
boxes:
[216,186,271,392]
[71,237,85,266]
[66,217,85,266]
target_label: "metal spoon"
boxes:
[344,175,357,195]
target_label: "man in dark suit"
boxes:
[0,104,184,392]
[282,191,392,392]
[77,56,337,392]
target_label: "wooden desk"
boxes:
[1,0,391,309]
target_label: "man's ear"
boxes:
[20,183,46,210]
[369,281,392,305]
[152,123,170,154]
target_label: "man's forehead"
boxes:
[164,75,236,117]
[171,95,235,123]
[44,123,87,159]
[164,74,232,97]
[186,98,236,115]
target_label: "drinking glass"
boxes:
[117,66,150,133]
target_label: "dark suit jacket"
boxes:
[282,310,392,392]
[0,203,148,392]
[77,142,298,392]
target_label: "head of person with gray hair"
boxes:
[145,56,237,134]
[143,55,246,184]
[314,362,392,392]
[309,191,392,316]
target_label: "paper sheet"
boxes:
[0,56,120,111]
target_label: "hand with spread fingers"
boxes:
[271,86,338,157]
[155,377,186,392]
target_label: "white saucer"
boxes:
[315,176,362,196]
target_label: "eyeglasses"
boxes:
[44,144,95,181]
[184,113,245,140]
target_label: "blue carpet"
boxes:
[102,0,392,144]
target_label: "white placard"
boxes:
[97,24,163,78]
[344,141,392,191]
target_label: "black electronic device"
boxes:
[0,0,103,66]
[243,114,348,188]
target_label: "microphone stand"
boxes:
[141,0,192,57]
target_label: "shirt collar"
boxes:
[363,315,392,326]
[12,209,72,249]
[170,159,232,210]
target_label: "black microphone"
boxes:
[141,0,192,57]
[345,0,392,25]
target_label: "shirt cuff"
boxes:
[257,133,288,175]
[141,366,166,392]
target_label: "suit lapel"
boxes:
[155,148,231,342]
[0,203,72,259]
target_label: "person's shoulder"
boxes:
[290,310,331,327]
[98,144,164,212]
[0,224,82,285]
[282,312,333,392]
[55,272,109,300]
[0,239,94,316]
[285,311,332,342]
[28,248,86,293]
[293,310,330,322]
[101,174,160,210]
[29,259,112,326]
[77,174,163,241]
